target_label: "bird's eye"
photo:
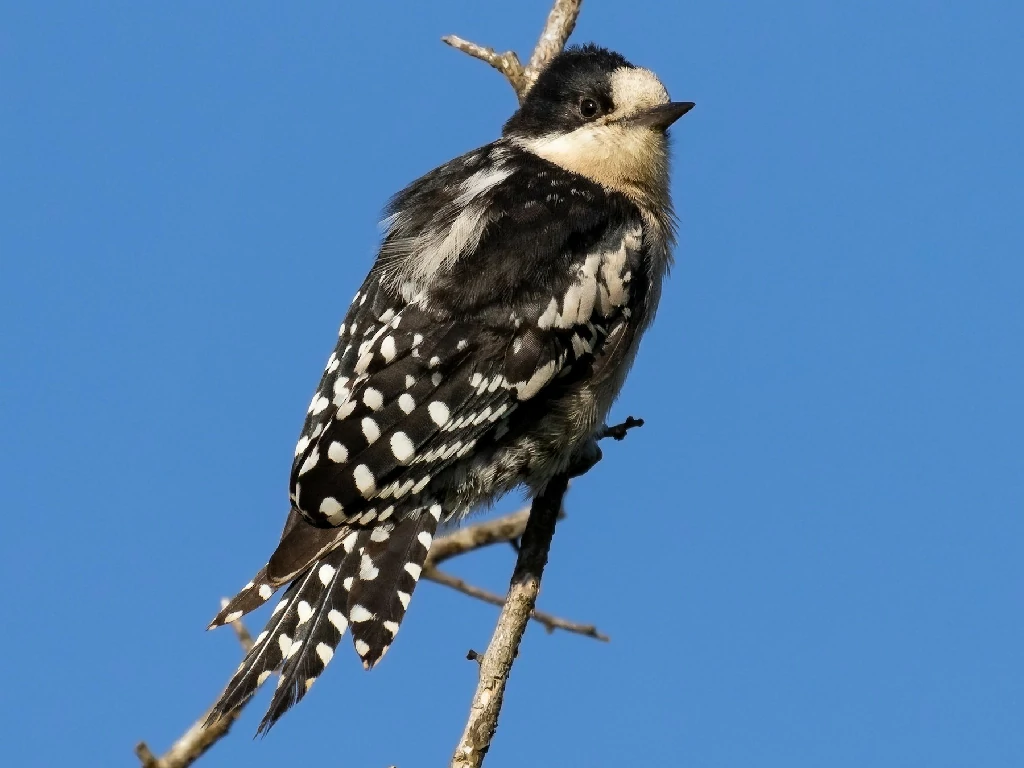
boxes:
[579,97,600,118]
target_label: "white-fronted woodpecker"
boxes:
[208,43,693,733]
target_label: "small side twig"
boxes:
[443,0,583,101]
[424,566,609,641]
[426,507,533,566]
[440,36,528,97]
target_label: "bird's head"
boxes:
[504,44,693,208]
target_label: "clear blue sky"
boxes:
[2,2,1021,766]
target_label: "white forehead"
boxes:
[610,67,670,114]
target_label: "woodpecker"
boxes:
[208,43,693,733]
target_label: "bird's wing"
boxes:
[287,172,647,532]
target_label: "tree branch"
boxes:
[426,507,534,566]
[443,0,583,101]
[448,415,642,768]
[423,565,609,641]
[449,474,571,768]
[440,36,528,98]
[524,0,583,93]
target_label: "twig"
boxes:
[426,507,533,566]
[424,566,609,641]
[524,0,583,93]
[449,474,572,768]
[443,0,583,100]
[134,602,254,768]
[440,36,528,98]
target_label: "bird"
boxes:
[206,43,693,734]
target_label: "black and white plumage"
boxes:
[208,43,692,733]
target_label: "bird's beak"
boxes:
[624,101,695,130]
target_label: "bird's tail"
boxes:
[208,505,441,733]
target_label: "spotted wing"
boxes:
[289,172,648,531]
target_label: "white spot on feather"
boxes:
[359,552,379,580]
[278,633,292,656]
[349,604,374,623]
[537,298,559,329]
[363,387,384,411]
[319,496,344,519]
[355,351,373,374]
[515,359,558,400]
[361,417,381,444]
[315,643,334,665]
[391,431,415,463]
[318,564,336,585]
[298,449,319,476]
[328,441,348,463]
[428,401,449,426]
[354,464,376,497]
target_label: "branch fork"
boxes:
[443,0,582,101]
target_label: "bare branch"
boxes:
[424,566,609,641]
[441,36,527,98]
[426,505,566,566]
[449,414,640,767]
[449,473,572,768]
[443,0,583,100]
[524,0,583,93]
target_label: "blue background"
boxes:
[2,1,1021,766]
